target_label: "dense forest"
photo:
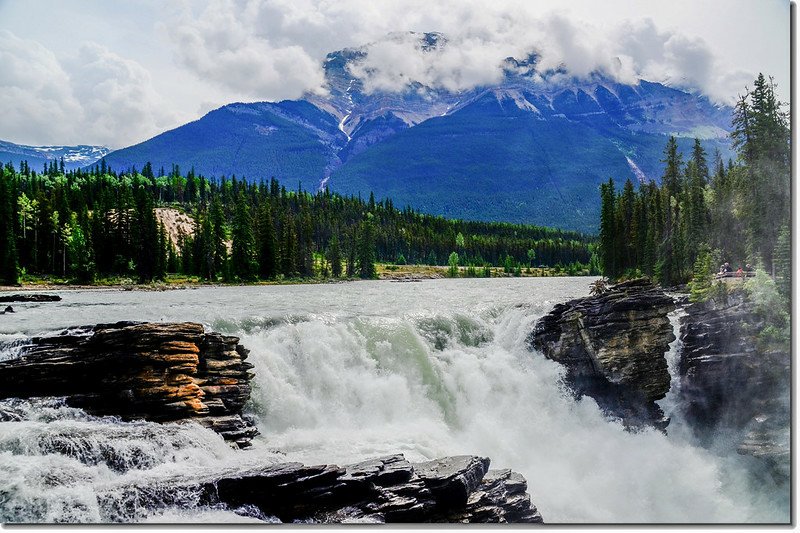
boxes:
[598,74,790,301]
[0,161,595,285]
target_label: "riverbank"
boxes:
[0,264,592,292]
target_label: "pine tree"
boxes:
[281,211,297,277]
[231,192,258,281]
[210,197,227,276]
[357,215,376,279]
[257,200,278,279]
[326,233,343,277]
[0,171,19,284]
[133,186,158,282]
[598,179,617,278]
[774,224,791,304]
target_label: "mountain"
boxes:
[99,32,734,233]
[0,140,109,171]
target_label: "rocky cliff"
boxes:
[679,294,790,480]
[103,454,543,523]
[0,321,257,447]
[529,279,676,428]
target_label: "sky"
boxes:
[0,0,791,148]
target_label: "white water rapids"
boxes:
[0,279,788,523]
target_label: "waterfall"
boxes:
[0,285,787,523]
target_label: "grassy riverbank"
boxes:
[0,263,591,291]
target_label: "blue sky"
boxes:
[0,0,790,148]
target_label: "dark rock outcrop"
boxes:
[103,454,543,523]
[530,278,676,428]
[679,294,789,480]
[0,293,61,302]
[0,321,257,447]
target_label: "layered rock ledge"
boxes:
[103,454,543,523]
[529,278,675,428]
[0,321,257,447]
[679,294,790,480]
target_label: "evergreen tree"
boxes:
[210,196,227,276]
[774,224,791,305]
[357,215,376,279]
[598,179,617,277]
[281,211,298,277]
[0,171,19,284]
[257,200,278,279]
[231,192,258,280]
[326,233,343,277]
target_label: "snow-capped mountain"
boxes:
[99,32,734,232]
[0,140,109,171]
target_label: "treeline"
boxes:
[0,161,595,284]
[598,73,790,297]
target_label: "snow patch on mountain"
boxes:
[625,156,649,184]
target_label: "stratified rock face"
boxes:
[530,278,675,428]
[103,454,543,524]
[0,321,257,447]
[679,295,790,479]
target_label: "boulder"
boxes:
[530,278,675,428]
[0,321,257,447]
[101,454,543,523]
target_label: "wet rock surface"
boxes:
[0,321,257,447]
[0,293,61,302]
[529,278,675,428]
[104,454,543,524]
[678,294,790,480]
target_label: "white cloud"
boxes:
[165,1,754,104]
[0,0,786,147]
[0,30,173,148]
[165,0,329,100]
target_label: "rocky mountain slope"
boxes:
[99,32,733,232]
[0,140,109,171]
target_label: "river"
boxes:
[0,278,788,523]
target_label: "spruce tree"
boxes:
[281,211,298,277]
[0,171,19,284]
[257,200,278,279]
[357,215,376,279]
[598,179,617,278]
[774,224,791,305]
[326,233,343,277]
[231,192,258,280]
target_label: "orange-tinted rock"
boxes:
[0,321,257,447]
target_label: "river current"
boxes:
[0,278,788,523]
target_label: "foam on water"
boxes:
[0,280,789,523]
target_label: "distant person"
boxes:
[723,262,733,273]
[736,266,744,278]
[744,263,754,272]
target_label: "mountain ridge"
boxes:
[96,33,735,231]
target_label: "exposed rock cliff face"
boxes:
[679,294,790,480]
[529,279,676,428]
[104,454,543,524]
[0,321,257,447]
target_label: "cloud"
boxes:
[166,1,748,104]
[0,30,173,148]
[165,0,329,100]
